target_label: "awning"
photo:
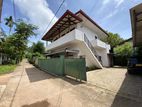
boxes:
[42,10,82,41]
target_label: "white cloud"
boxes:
[102,0,124,8]
[14,0,58,35]
[115,0,124,8]
[102,0,111,5]
[104,9,118,20]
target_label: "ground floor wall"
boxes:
[47,41,110,68]
[96,49,110,67]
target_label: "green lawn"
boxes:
[0,65,16,75]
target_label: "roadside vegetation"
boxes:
[114,42,133,66]
[0,16,38,65]
[102,32,124,47]
[26,41,45,64]
[0,65,16,75]
[0,16,38,75]
[103,32,133,66]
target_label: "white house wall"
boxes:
[96,49,110,67]
[77,23,98,41]
[66,42,103,68]
[76,13,108,39]
[46,28,110,67]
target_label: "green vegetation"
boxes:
[29,41,45,54]
[26,41,45,64]
[5,16,14,35]
[0,17,38,64]
[103,32,133,66]
[0,65,16,75]
[114,42,133,56]
[114,42,133,66]
[102,32,124,47]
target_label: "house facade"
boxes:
[42,10,111,68]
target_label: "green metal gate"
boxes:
[37,56,87,81]
[38,56,64,76]
[64,58,87,81]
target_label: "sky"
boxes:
[1,0,142,45]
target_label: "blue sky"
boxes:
[1,0,142,45]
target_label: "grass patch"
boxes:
[0,65,16,75]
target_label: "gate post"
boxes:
[60,55,65,76]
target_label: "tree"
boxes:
[26,41,45,64]
[114,42,133,56]
[32,41,45,54]
[3,18,38,63]
[102,32,124,47]
[5,16,14,35]
[114,42,133,66]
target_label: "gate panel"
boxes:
[38,58,64,76]
[64,58,87,81]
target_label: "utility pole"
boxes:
[0,0,3,23]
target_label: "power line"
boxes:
[13,0,16,21]
[41,0,66,37]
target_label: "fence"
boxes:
[36,55,87,81]
[38,56,64,76]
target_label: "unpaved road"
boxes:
[0,60,142,107]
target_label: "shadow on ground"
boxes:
[25,67,82,85]
[22,100,50,107]
[111,73,142,107]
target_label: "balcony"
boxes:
[46,29,84,50]
[91,38,110,51]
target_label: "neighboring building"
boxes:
[42,10,111,68]
[130,3,142,47]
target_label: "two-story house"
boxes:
[42,10,111,68]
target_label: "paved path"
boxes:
[0,70,13,100]
[87,67,142,102]
[0,60,142,107]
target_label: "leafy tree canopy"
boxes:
[114,42,133,56]
[2,17,38,64]
[29,41,45,54]
[102,32,124,47]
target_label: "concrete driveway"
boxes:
[87,67,142,106]
[0,60,142,107]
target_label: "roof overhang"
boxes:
[130,3,142,47]
[42,10,82,41]
[75,10,109,37]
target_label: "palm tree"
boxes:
[5,16,14,35]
